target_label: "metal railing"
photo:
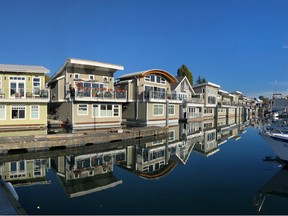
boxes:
[143,90,182,102]
[74,88,127,100]
[0,88,49,99]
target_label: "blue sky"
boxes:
[1,0,288,98]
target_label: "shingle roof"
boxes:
[0,64,49,74]
[171,76,185,90]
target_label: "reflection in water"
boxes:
[0,118,256,214]
[254,163,288,213]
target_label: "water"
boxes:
[1,121,288,215]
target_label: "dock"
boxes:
[0,126,168,154]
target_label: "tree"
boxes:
[196,75,206,84]
[177,64,193,85]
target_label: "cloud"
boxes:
[283,45,288,49]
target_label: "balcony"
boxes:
[73,88,127,102]
[0,88,49,102]
[142,90,182,103]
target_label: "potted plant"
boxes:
[92,89,97,97]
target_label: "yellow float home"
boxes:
[0,64,49,133]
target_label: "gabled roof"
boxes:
[0,64,49,74]
[118,69,178,84]
[171,76,195,94]
[48,58,124,84]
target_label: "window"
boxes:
[168,104,175,115]
[0,105,5,120]
[92,105,99,117]
[168,130,175,142]
[10,162,17,172]
[153,104,164,116]
[78,104,88,115]
[74,74,80,79]
[10,161,25,173]
[208,96,216,104]
[34,160,41,176]
[114,105,119,116]
[33,77,41,95]
[144,74,166,85]
[89,75,94,80]
[11,105,25,119]
[93,104,119,117]
[31,105,39,119]
[9,76,25,97]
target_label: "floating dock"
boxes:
[0,126,168,154]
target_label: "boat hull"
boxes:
[259,132,288,162]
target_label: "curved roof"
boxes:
[138,160,177,180]
[119,69,178,84]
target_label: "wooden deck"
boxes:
[0,126,168,154]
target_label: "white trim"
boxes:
[0,104,6,120]
[56,75,65,81]
[77,104,88,116]
[168,130,175,142]
[168,104,175,116]
[30,105,40,120]
[11,105,26,120]
[153,104,164,116]
[9,76,26,98]
[69,58,124,70]
[92,104,121,118]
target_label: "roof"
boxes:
[171,76,185,90]
[48,58,124,84]
[118,69,178,84]
[231,91,243,95]
[0,64,49,74]
[192,81,221,89]
[171,76,195,94]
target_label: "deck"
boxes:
[0,126,169,154]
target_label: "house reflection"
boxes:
[0,120,249,195]
[50,149,126,198]
[0,158,50,187]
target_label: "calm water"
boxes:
[2,121,288,215]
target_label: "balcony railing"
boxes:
[0,88,49,100]
[73,88,127,101]
[143,90,182,102]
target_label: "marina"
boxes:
[1,120,288,214]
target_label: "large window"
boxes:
[10,76,25,97]
[11,105,25,119]
[92,104,120,117]
[0,105,5,120]
[30,105,39,119]
[144,74,166,84]
[208,96,216,104]
[153,104,164,116]
[78,104,88,115]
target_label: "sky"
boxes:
[1,0,288,99]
